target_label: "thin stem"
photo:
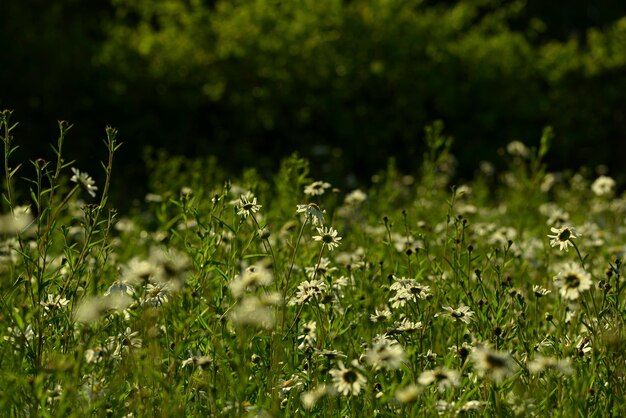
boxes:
[1,110,18,211]
[569,240,586,270]
[281,216,309,331]
[312,244,326,282]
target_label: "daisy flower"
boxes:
[532,285,551,298]
[436,305,474,324]
[289,279,327,305]
[329,361,367,396]
[344,189,367,205]
[84,346,107,364]
[181,352,212,369]
[547,225,577,252]
[312,226,342,251]
[389,277,431,307]
[394,384,421,404]
[277,375,304,398]
[458,400,486,413]
[229,294,279,329]
[591,175,615,196]
[296,203,325,226]
[304,257,337,278]
[527,356,572,375]
[576,336,592,357]
[40,294,70,312]
[369,307,392,323]
[449,341,473,363]
[143,282,170,306]
[228,263,273,298]
[4,324,34,349]
[297,321,317,351]
[506,140,530,158]
[389,318,423,334]
[301,385,331,409]
[363,336,406,370]
[553,262,592,300]
[70,167,98,197]
[236,193,262,219]
[471,345,518,383]
[417,367,461,392]
[121,257,163,286]
[304,181,331,196]
[108,327,142,358]
[314,349,346,360]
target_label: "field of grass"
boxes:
[1,112,625,417]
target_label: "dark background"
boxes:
[1,0,625,207]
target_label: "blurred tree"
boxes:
[1,0,626,206]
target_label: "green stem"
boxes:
[570,240,586,270]
[281,216,309,332]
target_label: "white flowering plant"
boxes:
[1,114,625,417]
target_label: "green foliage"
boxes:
[93,0,626,178]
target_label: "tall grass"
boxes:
[1,111,625,417]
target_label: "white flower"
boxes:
[506,141,530,158]
[458,400,486,413]
[181,351,212,369]
[85,346,107,364]
[70,167,98,197]
[553,262,592,300]
[547,225,577,252]
[304,181,331,196]
[391,318,423,334]
[304,257,337,279]
[297,321,317,351]
[108,327,142,358]
[4,324,35,348]
[591,175,615,196]
[329,361,366,396]
[312,226,342,251]
[527,356,572,374]
[301,385,331,409]
[344,189,367,205]
[0,205,34,235]
[389,277,431,307]
[369,307,392,323]
[142,282,170,306]
[436,305,474,324]
[289,279,327,305]
[236,194,261,218]
[296,203,326,226]
[228,263,273,298]
[229,294,279,329]
[364,336,406,370]
[40,294,70,311]
[471,345,518,382]
[121,257,163,286]
[395,384,421,403]
[277,375,304,398]
[417,367,461,392]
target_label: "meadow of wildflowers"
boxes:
[2,111,626,417]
